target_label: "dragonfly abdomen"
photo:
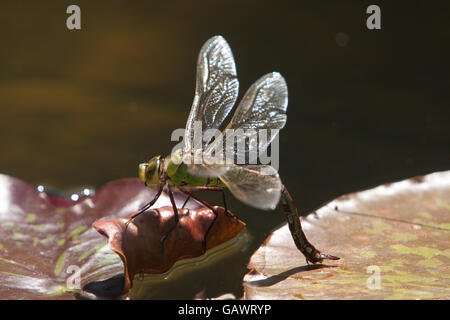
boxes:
[280,186,336,264]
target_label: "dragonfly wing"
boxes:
[184,36,239,156]
[219,165,282,210]
[184,163,231,178]
[204,72,288,162]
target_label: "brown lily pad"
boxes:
[93,206,245,295]
[0,174,244,299]
[244,170,450,299]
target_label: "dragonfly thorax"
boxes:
[138,149,225,189]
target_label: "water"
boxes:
[0,1,449,299]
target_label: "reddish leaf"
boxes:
[93,206,245,294]
[0,174,244,299]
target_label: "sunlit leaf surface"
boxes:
[244,171,450,299]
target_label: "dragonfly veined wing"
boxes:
[224,72,287,131]
[204,72,288,164]
[182,36,239,177]
[219,165,282,210]
[184,36,239,157]
[182,36,288,180]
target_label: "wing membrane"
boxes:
[204,72,288,162]
[219,165,282,210]
[184,36,239,156]
[182,37,288,180]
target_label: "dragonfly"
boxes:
[131,35,339,264]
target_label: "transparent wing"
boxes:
[219,165,282,210]
[184,35,239,156]
[204,72,288,163]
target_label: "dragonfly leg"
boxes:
[186,186,236,219]
[220,189,228,216]
[179,188,220,253]
[160,185,180,253]
[179,194,192,219]
[181,194,191,209]
[126,184,164,228]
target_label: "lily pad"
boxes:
[244,170,450,299]
[0,174,244,299]
[93,205,245,295]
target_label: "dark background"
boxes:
[0,1,449,298]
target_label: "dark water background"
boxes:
[0,1,449,298]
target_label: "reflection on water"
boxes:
[0,1,449,299]
[127,230,251,300]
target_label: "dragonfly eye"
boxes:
[140,155,161,187]
[138,163,148,183]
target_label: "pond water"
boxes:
[0,1,449,299]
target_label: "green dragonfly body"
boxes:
[168,161,224,188]
[139,150,224,189]
[134,36,339,264]
[166,151,224,188]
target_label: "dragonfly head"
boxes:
[139,155,162,187]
